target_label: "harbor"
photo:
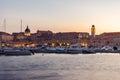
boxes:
[0,23,119,55]
[0,44,120,56]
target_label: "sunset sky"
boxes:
[0,0,120,34]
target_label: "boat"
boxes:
[67,44,96,54]
[4,48,33,56]
[82,47,95,54]
[24,47,41,53]
[100,46,114,53]
[67,44,83,54]
[44,47,57,53]
[55,46,67,53]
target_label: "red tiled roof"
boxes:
[102,32,120,35]
[0,32,11,36]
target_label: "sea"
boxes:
[0,53,120,80]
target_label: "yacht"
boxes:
[67,44,95,54]
[67,44,83,54]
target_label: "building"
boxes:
[12,32,25,41]
[12,26,31,42]
[51,32,90,46]
[30,31,90,46]
[10,25,98,47]
[0,32,13,42]
[30,30,53,45]
[11,26,37,47]
[54,32,89,40]
[0,32,13,47]
[90,32,120,48]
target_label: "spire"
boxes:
[27,25,28,28]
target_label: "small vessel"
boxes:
[55,46,67,53]
[4,48,33,56]
[67,44,95,54]
[24,47,40,53]
[82,47,95,54]
[100,46,114,53]
[101,46,113,51]
[44,47,57,53]
[67,44,83,54]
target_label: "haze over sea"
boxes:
[0,53,120,80]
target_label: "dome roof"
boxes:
[92,25,95,27]
[25,26,30,33]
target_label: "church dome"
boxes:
[92,25,95,27]
[24,25,31,36]
[25,26,30,33]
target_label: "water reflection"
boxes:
[0,53,120,80]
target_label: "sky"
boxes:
[0,0,120,34]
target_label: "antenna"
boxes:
[20,20,22,32]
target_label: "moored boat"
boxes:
[55,46,67,53]
[44,47,57,53]
[4,48,33,56]
[67,44,83,54]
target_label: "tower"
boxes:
[91,25,96,37]
[24,25,31,36]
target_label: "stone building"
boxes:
[90,32,120,48]
[30,30,53,45]
[0,32,13,42]
[51,32,90,46]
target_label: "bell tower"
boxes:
[91,25,96,37]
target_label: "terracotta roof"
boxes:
[0,32,11,35]
[100,32,120,36]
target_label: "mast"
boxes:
[4,19,6,43]
[0,19,4,48]
[20,20,22,32]
[20,20,23,47]
[4,19,6,33]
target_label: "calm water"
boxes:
[0,53,120,80]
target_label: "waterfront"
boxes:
[0,53,120,80]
